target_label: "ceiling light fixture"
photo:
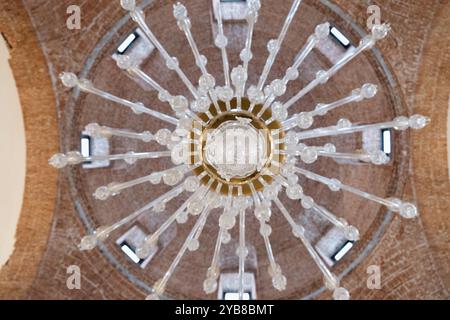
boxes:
[49,0,429,300]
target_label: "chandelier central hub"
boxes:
[189,98,284,195]
[204,115,269,181]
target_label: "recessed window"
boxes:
[81,130,110,169]
[116,31,139,54]
[213,0,248,21]
[116,225,158,268]
[362,128,392,162]
[315,227,355,266]
[120,241,143,264]
[80,134,91,160]
[330,26,351,48]
[381,129,392,155]
[217,272,256,300]
[224,292,251,300]
[332,241,354,262]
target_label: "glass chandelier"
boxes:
[49,0,429,300]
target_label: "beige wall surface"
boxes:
[0,37,26,267]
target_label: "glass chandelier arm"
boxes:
[93,166,189,201]
[203,195,237,294]
[78,182,186,252]
[280,83,378,130]
[248,0,303,113]
[84,86,179,125]
[294,166,389,205]
[213,0,231,87]
[256,0,302,92]
[147,206,188,247]
[109,184,185,233]
[312,202,345,228]
[114,55,202,118]
[49,151,171,168]
[130,66,166,93]
[282,29,322,84]
[79,83,132,107]
[326,26,385,77]
[274,197,346,298]
[261,229,277,273]
[242,1,260,82]
[151,202,213,299]
[211,229,224,274]
[299,232,335,286]
[312,94,360,116]
[97,127,148,141]
[284,76,321,110]
[310,84,377,117]
[290,187,360,241]
[173,4,221,113]
[186,109,207,126]
[258,218,287,291]
[232,0,261,108]
[249,182,261,207]
[213,0,233,111]
[238,207,247,300]
[279,115,299,132]
[273,197,297,227]
[202,225,226,294]
[309,201,360,241]
[59,72,178,125]
[153,201,190,246]
[173,4,208,76]
[121,1,200,99]
[138,187,207,258]
[193,203,214,242]
[84,123,155,142]
[297,226,345,296]
[113,54,167,94]
[137,207,189,261]
[316,150,389,165]
[283,24,391,110]
[292,143,389,165]
[240,25,254,96]
[294,167,419,218]
[88,151,171,163]
[295,114,430,140]
[257,28,324,118]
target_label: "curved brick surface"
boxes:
[0,0,448,300]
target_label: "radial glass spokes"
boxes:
[49,0,430,301]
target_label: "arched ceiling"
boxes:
[67,0,405,299]
[0,0,448,300]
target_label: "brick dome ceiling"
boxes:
[66,0,408,299]
[0,0,448,300]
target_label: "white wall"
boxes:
[0,37,26,267]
